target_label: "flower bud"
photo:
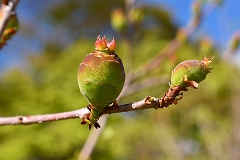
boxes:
[110,8,127,33]
[170,55,213,89]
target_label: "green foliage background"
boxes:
[1,1,240,160]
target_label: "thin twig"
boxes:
[0,96,159,126]
[0,108,90,125]
[0,85,186,126]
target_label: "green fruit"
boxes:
[78,36,125,129]
[170,56,213,89]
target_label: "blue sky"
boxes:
[0,0,240,74]
[150,0,240,49]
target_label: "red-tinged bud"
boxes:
[129,7,145,25]
[229,32,240,52]
[176,28,188,43]
[200,37,213,55]
[189,1,202,28]
[192,1,202,16]
[110,8,127,33]
[215,0,222,5]
[170,55,213,89]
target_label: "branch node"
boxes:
[18,116,23,123]
[145,96,160,110]
[145,96,152,104]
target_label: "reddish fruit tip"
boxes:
[201,55,214,73]
[95,35,116,53]
[201,55,214,66]
[107,37,116,51]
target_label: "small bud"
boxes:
[128,7,145,25]
[192,1,201,16]
[176,28,188,43]
[229,32,240,52]
[200,37,213,55]
[189,1,202,28]
[170,55,213,89]
[110,8,127,33]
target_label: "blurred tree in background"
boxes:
[0,0,240,160]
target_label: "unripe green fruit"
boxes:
[79,53,125,106]
[170,56,213,89]
[78,36,125,128]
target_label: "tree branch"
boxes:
[0,85,186,126]
[0,96,159,126]
[0,108,90,125]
